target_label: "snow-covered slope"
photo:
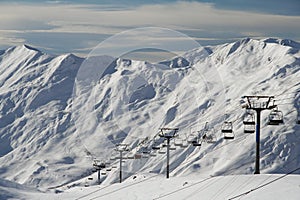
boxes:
[0,38,299,197]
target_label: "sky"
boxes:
[0,0,299,57]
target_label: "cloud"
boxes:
[0,1,299,55]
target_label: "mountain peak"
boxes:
[262,38,300,49]
[22,44,40,52]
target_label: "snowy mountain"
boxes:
[0,38,299,198]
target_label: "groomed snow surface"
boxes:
[1,173,299,199]
[0,38,299,199]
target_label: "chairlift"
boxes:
[187,134,198,144]
[169,146,176,150]
[110,157,116,161]
[101,172,106,176]
[142,154,149,158]
[243,112,255,133]
[200,123,217,143]
[244,124,255,133]
[150,152,157,157]
[192,139,202,147]
[142,150,149,154]
[202,132,217,143]
[92,168,97,173]
[268,109,284,125]
[127,154,135,159]
[158,148,166,154]
[174,138,183,147]
[187,132,202,146]
[106,167,112,172]
[88,177,93,180]
[221,121,234,139]
[181,141,188,148]
[152,146,160,150]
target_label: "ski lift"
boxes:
[110,156,116,161]
[222,121,234,139]
[92,168,97,173]
[158,148,166,154]
[88,177,93,180]
[142,150,149,158]
[202,131,217,143]
[181,141,188,148]
[187,131,202,146]
[268,108,284,125]
[192,139,202,147]
[169,145,176,151]
[152,142,161,150]
[101,172,106,176]
[243,112,255,133]
[187,134,198,144]
[106,167,112,172]
[150,152,157,157]
[127,154,135,159]
[201,123,217,143]
[174,138,183,147]
[142,154,149,158]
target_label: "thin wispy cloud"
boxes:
[0,1,299,55]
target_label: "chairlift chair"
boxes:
[152,146,160,150]
[243,112,255,133]
[142,154,149,158]
[201,127,217,143]
[169,145,176,150]
[150,152,157,157]
[110,157,116,161]
[158,148,166,154]
[187,134,198,144]
[106,167,112,172]
[174,138,183,147]
[181,141,189,148]
[127,154,135,159]
[152,140,161,150]
[268,109,284,125]
[222,121,234,139]
[88,177,93,180]
[192,139,202,147]
[203,133,217,143]
[297,115,300,124]
[101,172,106,176]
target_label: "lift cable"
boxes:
[228,167,300,200]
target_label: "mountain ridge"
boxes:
[0,37,299,191]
